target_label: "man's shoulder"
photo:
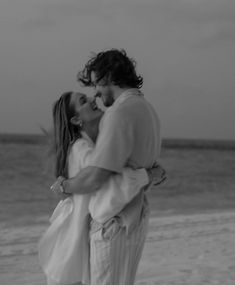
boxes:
[119,95,156,118]
[102,95,157,128]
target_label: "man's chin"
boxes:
[103,102,112,107]
[103,97,114,107]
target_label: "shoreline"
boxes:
[1,133,235,150]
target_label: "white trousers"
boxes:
[89,204,150,285]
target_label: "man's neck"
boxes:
[112,86,131,101]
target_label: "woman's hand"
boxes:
[50,176,71,200]
[147,163,167,186]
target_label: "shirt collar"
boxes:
[114,88,143,106]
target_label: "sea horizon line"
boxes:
[0,133,235,150]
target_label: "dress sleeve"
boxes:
[68,139,94,178]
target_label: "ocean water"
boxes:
[1,135,235,227]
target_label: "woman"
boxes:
[38,91,165,285]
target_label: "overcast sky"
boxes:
[0,0,235,139]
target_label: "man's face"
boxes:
[91,72,115,107]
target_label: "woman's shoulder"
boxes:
[73,137,91,147]
[68,138,93,172]
[71,138,93,153]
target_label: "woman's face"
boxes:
[70,92,103,123]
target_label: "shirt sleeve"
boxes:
[112,167,149,201]
[89,110,134,173]
[89,167,149,223]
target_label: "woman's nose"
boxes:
[90,93,99,104]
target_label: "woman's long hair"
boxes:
[52,92,81,178]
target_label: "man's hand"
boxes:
[50,176,71,200]
[147,163,167,186]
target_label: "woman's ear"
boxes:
[70,116,83,128]
[70,116,79,126]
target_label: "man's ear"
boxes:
[70,116,79,126]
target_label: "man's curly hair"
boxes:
[77,49,143,89]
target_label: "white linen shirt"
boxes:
[89,88,161,231]
[90,88,161,172]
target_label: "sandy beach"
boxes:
[1,210,235,285]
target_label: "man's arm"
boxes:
[62,111,133,195]
[62,166,115,195]
[51,110,132,197]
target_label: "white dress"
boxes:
[38,137,149,285]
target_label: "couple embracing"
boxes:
[38,49,166,285]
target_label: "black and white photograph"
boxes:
[0,1,235,284]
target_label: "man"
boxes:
[52,49,163,285]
